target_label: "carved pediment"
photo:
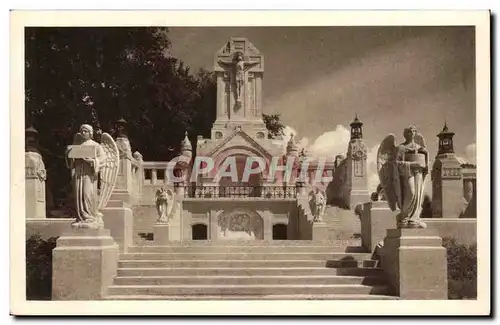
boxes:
[205,128,272,161]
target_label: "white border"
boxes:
[9,10,491,316]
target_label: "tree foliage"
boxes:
[443,237,477,299]
[263,113,286,139]
[25,27,285,212]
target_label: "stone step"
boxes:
[133,239,361,246]
[118,252,373,261]
[118,259,378,268]
[117,266,383,277]
[126,245,368,254]
[104,293,398,300]
[112,275,385,286]
[107,284,390,296]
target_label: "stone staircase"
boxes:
[104,240,396,300]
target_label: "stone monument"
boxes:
[431,123,464,218]
[25,126,46,219]
[52,124,120,300]
[211,37,268,139]
[345,115,370,209]
[153,187,176,245]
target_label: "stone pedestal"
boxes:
[312,222,328,241]
[380,228,448,299]
[52,228,118,300]
[153,223,175,245]
[102,200,133,253]
[360,201,396,252]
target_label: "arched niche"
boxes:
[192,223,208,240]
[272,223,288,240]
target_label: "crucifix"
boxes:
[218,51,259,103]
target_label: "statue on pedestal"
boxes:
[155,187,174,224]
[218,51,259,103]
[309,187,326,222]
[377,125,429,228]
[65,124,119,229]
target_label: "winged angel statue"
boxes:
[65,124,119,229]
[155,187,175,224]
[377,125,429,228]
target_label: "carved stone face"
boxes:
[81,128,91,140]
[235,52,243,62]
[403,127,417,141]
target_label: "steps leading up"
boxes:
[106,240,393,300]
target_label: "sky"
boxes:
[167,26,476,192]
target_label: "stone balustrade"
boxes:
[141,161,184,186]
[185,184,297,199]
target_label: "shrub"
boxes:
[26,235,58,300]
[442,237,477,299]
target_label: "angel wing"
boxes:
[414,132,426,149]
[414,132,429,199]
[97,132,120,210]
[165,189,175,218]
[377,134,401,211]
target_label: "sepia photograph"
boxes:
[9,10,490,315]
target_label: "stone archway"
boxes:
[192,223,208,240]
[272,223,288,240]
[217,208,264,240]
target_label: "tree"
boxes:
[263,113,286,139]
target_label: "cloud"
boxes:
[307,125,351,158]
[366,145,380,194]
[456,143,476,165]
[465,143,476,164]
[272,125,310,154]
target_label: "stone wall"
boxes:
[421,218,476,246]
[181,199,298,241]
[26,218,73,240]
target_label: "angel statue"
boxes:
[309,187,326,222]
[377,125,429,229]
[218,51,259,102]
[65,124,119,229]
[155,187,175,224]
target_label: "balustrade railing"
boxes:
[142,162,172,185]
[185,185,297,199]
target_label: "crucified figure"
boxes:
[218,52,259,102]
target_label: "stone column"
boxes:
[360,201,396,252]
[380,228,448,299]
[52,228,119,300]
